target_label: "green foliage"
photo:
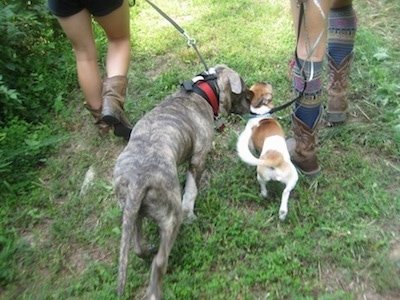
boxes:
[0,0,75,293]
[0,4,74,282]
[0,118,63,194]
[352,28,400,131]
[0,231,17,286]
[0,0,75,125]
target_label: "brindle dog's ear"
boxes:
[246,90,255,102]
[227,71,243,94]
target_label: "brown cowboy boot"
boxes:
[84,103,111,136]
[326,51,354,124]
[101,76,133,140]
[287,111,322,176]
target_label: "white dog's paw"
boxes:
[260,191,268,198]
[183,213,197,224]
[279,209,288,221]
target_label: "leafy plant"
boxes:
[0,0,75,125]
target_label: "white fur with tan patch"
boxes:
[237,82,298,220]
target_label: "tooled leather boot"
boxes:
[286,111,322,176]
[84,103,111,136]
[326,51,354,124]
[101,76,133,140]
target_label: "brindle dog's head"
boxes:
[213,65,250,116]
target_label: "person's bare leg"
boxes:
[288,0,330,176]
[290,0,330,62]
[95,0,130,77]
[331,0,352,9]
[56,10,102,110]
[93,0,132,139]
[56,10,110,135]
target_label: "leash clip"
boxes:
[206,67,216,75]
[182,31,196,47]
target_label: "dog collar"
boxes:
[246,112,272,120]
[181,72,220,117]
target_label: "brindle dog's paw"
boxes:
[138,245,158,259]
[183,213,197,225]
[147,244,158,256]
[134,244,158,259]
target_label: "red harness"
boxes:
[181,73,225,131]
[196,80,219,117]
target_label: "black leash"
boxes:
[144,0,210,73]
[269,1,307,114]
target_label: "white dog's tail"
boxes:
[236,124,266,166]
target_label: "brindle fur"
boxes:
[114,65,249,299]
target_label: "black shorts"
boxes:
[47,0,123,17]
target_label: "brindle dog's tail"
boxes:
[116,179,146,297]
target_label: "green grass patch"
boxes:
[1,0,399,299]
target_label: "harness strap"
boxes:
[195,81,219,116]
[182,73,220,117]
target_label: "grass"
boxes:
[1,0,400,299]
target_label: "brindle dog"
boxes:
[114,65,250,299]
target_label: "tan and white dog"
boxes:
[237,82,298,221]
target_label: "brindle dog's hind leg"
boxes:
[181,154,207,223]
[132,215,154,258]
[146,203,182,300]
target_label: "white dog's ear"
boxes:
[228,72,243,94]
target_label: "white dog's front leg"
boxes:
[182,171,198,223]
[279,189,290,221]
